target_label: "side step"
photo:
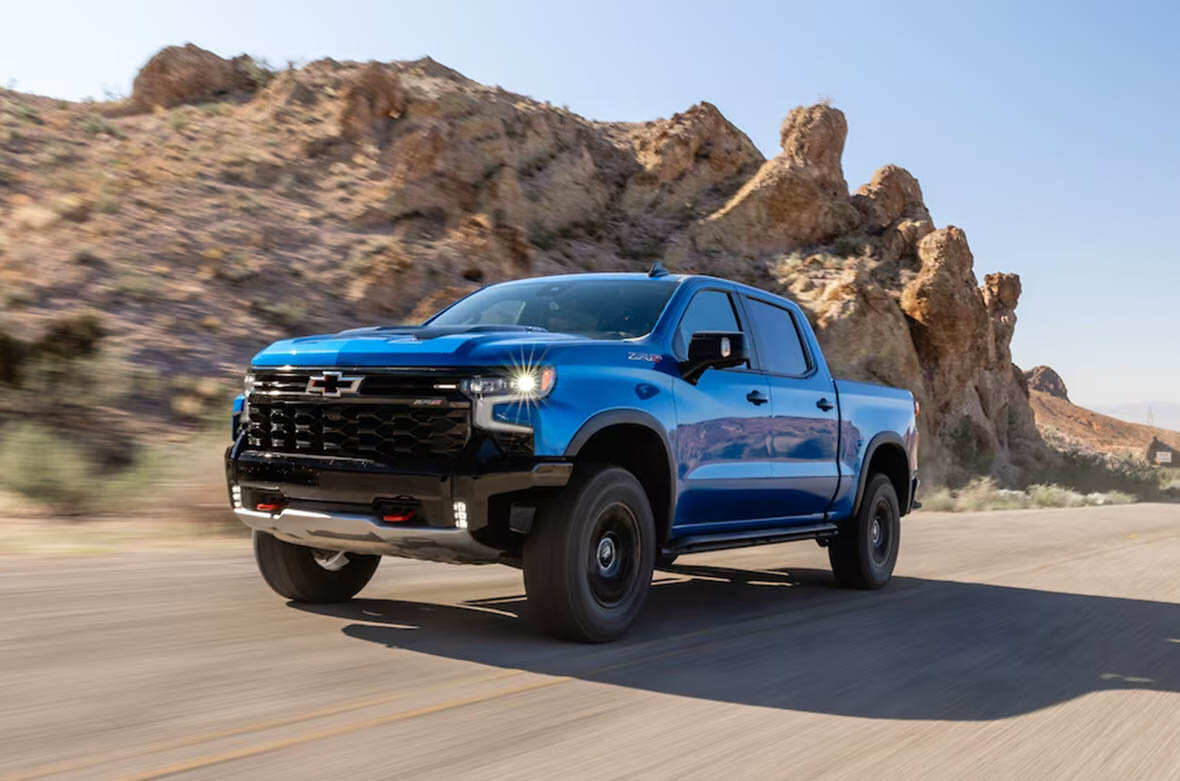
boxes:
[664,522,839,556]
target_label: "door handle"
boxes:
[747,390,769,405]
[816,397,835,411]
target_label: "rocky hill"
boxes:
[1030,388,1180,458]
[0,43,1046,487]
[1025,365,1070,401]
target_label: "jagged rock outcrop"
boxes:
[127,43,258,112]
[1025,366,1070,401]
[622,102,763,218]
[852,165,934,257]
[781,222,1042,482]
[693,104,861,255]
[337,62,407,142]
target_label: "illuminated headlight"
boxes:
[462,367,556,399]
[452,501,468,529]
[243,372,256,396]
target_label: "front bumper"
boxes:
[225,438,571,563]
[235,506,504,564]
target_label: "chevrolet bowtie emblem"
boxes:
[305,371,364,397]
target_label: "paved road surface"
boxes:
[3,504,1180,779]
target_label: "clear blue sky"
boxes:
[2,0,1176,406]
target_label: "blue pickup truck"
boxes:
[226,268,918,641]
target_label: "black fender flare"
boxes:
[564,409,677,538]
[852,431,911,517]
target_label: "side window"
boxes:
[744,298,810,376]
[674,290,742,358]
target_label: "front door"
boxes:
[672,289,778,529]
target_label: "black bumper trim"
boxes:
[226,449,572,534]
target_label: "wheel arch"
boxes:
[564,410,676,543]
[853,432,912,517]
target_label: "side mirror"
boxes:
[679,331,746,383]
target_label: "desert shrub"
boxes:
[1027,483,1087,508]
[831,234,870,257]
[0,420,174,514]
[241,57,276,90]
[953,478,1031,512]
[253,299,306,328]
[35,312,105,359]
[1158,469,1180,493]
[0,423,93,508]
[72,248,104,266]
[78,114,121,137]
[918,485,955,512]
[9,102,40,123]
[42,144,78,167]
[527,222,559,251]
[201,248,257,283]
[0,313,105,386]
[167,110,189,132]
[112,272,161,301]
[1089,490,1135,506]
[0,328,26,383]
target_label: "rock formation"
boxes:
[126,43,261,112]
[1025,366,1070,401]
[692,105,860,256]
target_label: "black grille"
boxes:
[245,402,470,461]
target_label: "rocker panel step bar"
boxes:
[665,522,839,556]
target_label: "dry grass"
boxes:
[918,478,1137,513]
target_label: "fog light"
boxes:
[231,484,242,509]
[452,501,468,529]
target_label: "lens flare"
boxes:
[513,372,537,394]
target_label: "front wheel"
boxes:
[523,464,656,642]
[828,473,900,589]
[253,531,381,602]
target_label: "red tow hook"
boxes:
[256,502,283,513]
[382,510,416,523]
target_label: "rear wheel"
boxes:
[829,473,900,589]
[253,531,381,602]
[524,464,656,642]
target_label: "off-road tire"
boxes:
[524,464,656,642]
[829,473,900,589]
[253,531,381,602]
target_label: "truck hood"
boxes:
[251,325,601,368]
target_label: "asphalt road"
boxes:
[3,504,1180,779]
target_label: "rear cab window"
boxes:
[742,296,811,376]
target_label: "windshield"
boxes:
[425,278,679,339]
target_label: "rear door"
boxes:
[671,287,777,529]
[740,295,840,518]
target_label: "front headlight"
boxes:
[462,367,556,399]
[244,371,256,396]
